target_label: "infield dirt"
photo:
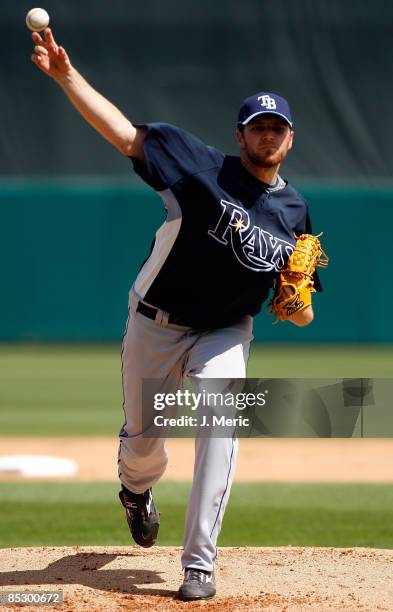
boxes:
[1,438,393,482]
[0,545,392,611]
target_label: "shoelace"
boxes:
[185,569,206,584]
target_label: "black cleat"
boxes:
[119,486,160,548]
[178,568,216,601]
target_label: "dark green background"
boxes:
[3,0,393,178]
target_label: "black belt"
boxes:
[136,301,188,327]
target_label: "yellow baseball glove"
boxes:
[271,233,328,321]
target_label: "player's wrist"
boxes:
[289,304,314,327]
[55,66,77,86]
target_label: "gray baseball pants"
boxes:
[118,288,253,571]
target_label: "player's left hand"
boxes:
[270,233,328,324]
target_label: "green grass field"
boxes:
[0,343,392,436]
[0,481,393,549]
[1,343,392,551]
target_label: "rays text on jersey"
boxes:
[208,199,294,272]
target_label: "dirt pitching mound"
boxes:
[0,546,392,611]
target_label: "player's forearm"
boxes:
[56,68,136,156]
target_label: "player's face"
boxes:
[236,115,294,168]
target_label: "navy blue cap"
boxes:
[237,92,293,128]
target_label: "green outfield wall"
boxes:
[0,181,391,342]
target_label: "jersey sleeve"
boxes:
[295,203,323,292]
[130,123,223,191]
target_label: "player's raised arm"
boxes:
[30,28,145,159]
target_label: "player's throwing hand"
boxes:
[31,28,72,81]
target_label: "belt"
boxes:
[136,301,188,327]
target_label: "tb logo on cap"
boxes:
[258,95,277,110]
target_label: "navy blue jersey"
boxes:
[131,123,319,328]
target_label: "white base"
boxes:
[0,455,78,477]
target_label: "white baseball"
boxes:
[26,8,50,32]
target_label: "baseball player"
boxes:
[31,28,322,601]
